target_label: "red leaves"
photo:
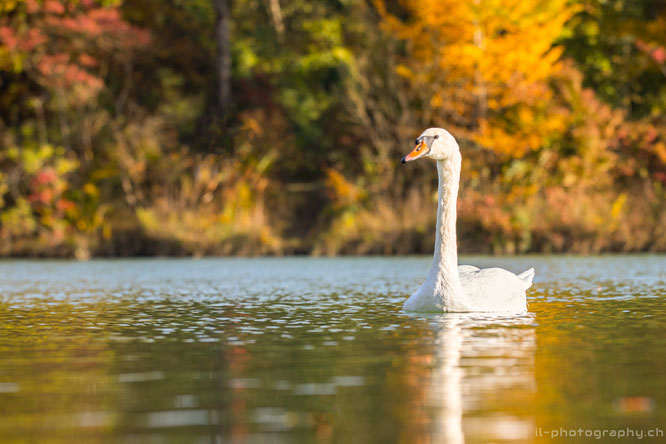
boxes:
[28,168,77,217]
[78,53,97,67]
[43,0,66,15]
[28,168,57,206]
[56,198,76,212]
[35,168,58,185]
[37,53,104,94]
[25,0,40,14]
[52,6,151,49]
[1,0,150,104]
[636,39,666,66]
[0,26,17,50]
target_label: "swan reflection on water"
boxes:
[405,312,536,443]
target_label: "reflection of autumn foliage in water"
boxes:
[0,257,662,440]
[531,295,666,441]
[227,346,250,439]
[397,351,433,440]
[0,300,116,441]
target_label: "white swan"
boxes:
[401,128,534,312]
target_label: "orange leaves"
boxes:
[324,168,366,210]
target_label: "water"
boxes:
[0,256,664,443]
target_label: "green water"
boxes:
[0,256,664,443]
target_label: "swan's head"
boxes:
[401,128,460,163]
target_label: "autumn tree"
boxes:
[0,0,149,257]
[377,0,574,156]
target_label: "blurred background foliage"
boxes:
[0,0,664,257]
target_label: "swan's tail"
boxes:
[517,268,535,289]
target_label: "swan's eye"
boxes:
[434,135,439,139]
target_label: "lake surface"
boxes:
[0,256,664,443]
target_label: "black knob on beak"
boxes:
[401,157,406,164]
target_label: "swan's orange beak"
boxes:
[401,140,429,164]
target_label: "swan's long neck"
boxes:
[430,155,467,308]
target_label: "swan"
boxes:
[401,128,534,312]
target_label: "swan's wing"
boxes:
[517,268,535,289]
[458,264,480,275]
[459,264,535,289]
[459,267,528,312]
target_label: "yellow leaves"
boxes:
[0,174,7,208]
[136,208,159,232]
[430,93,443,108]
[324,168,365,208]
[82,183,99,197]
[0,1,20,14]
[0,197,38,237]
[55,155,78,176]
[241,114,262,136]
[611,193,627,220]
[395,64,413,79]
[128,140,284,255]
[379,0,575,158]
[653,142,666,164]
[102,224,112,240]
[8,144,49,174]
[0,47,18,72]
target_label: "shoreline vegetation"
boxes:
[1,0,665,259]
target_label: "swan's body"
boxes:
[401,128,534,313]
